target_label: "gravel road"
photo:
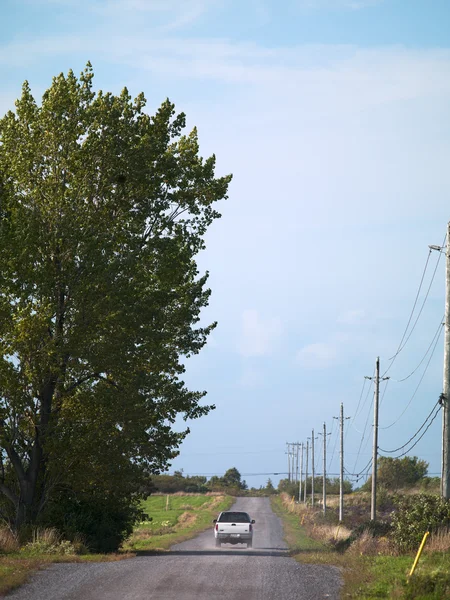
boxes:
[7,497,342,599]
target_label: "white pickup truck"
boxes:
[213,510,255,548]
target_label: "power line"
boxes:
[393,318,444,383]
[380,328,443,429]
[379,378,390,408]
[383,248,432,370]
[381,406,441,460]
[379,400,440,454]
[382,235,445,377]
[352,385,374,473]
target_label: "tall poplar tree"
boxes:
[0,63,231,530]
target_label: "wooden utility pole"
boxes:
[334,403,349,522]
[371,358,380,521]
[366,357,388,520]
[304,440,309,504]
[339,404,344,522]
[322,422,327,514]
[443,223,450,498]
[311,430,315,506]
[299,442,304,502]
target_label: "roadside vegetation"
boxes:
[124,493,233,551]
[0,492,233,594]
[274,481,450,599]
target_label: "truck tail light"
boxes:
[215,524,218,531]
[249,523,252,532]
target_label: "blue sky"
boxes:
[2,0,450,489]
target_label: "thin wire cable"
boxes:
[379,378,390,408]
[379,400,440,453]
[393,249,443,353]
[352,389,374,473]
[328,424,339,471]
[380,327,443,429]
[393,319,444,383]
[352,377,367,424]
[351,369,375,434]
[382,234,446,377]
[384,249,432,368]
[381,405,441,459]
[351,457,373,484]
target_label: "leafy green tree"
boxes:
[222,467,244,489]
[0,64,231,531]
[361,456,428,492]
[265,478,276,495]
[325,477,353,494]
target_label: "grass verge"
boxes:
[272,495,450,599]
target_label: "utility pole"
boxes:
[432,225,450,499]
[304,440,309,504]
[445,223,450,499]
[299,442,304,502]
[295,443,299,484]
[310,429,318,506]
[339,404,344,522]
[371,358,380,521]
[334,403,350,522]
[286,443,293,482]
[366,358,389,520]
[319,422,330,514]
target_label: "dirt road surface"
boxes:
[7,497,342,599]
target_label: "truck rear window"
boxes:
[218,512,251,523]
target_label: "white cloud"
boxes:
[238,309,282,357]
[296,342,338,369]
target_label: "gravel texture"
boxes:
[7,497,342,599]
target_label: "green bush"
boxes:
[391,494,450,551]
[40,491,145,553]
[21,528,76,555]
[404,570,450,599]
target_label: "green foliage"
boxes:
[204,467,247,493]
[150,472,208,494]
[39,488,145,552]
[404,569,450,599]
[0,64,231,530]
[362,456,428,493]
[265,478,276,494]
[391,494,450,551]
[222,467,246,489]
[125,493,233,551]
[277,477,352,497]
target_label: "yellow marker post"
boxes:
[409,531,430,578]
[335,525,341,541]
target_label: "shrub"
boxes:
[404,569,450,599]
[391,494,450,551]
[21,528,76,555]
[40,490,145,553]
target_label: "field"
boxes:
[123,493,233,551]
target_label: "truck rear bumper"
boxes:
[217,534,252,542]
